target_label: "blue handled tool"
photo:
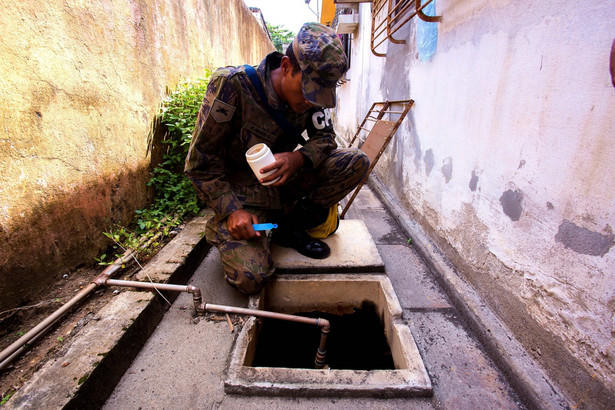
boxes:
[252,223,278,231]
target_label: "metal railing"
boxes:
[371,0,441,57]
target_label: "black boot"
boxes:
[272,229,331,259]
[272,200,331,259]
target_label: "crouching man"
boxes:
[185,23,369,294]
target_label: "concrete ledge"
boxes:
[5,211,213,409]
[366,176,570,410]
[135,216,209,282]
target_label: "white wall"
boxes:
[336,0,615,399]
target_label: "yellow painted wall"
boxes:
[0,0,274,310]
[320,0,336,26]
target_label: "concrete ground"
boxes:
[103,187,526,409]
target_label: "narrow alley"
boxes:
[1,1,613,409]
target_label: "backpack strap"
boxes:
[243,64,306,146]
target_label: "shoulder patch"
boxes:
[310,108,333,132]
[210,99,236,123]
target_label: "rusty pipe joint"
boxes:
[314,318,331,369]
[186,285,204,315]
[92,272,110,287]
[196,302,207,316]
[92,258,127,287]
[92,277,106,287]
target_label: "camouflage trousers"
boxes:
[205,147,369,294]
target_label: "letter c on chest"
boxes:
[311,109,332,131]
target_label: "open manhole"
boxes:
[225,274,432,397]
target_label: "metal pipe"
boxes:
[315,323,330,369]
[103,279,203,315]
[0,230,163,371]
[203,303,331,369]
[188,286,204,315]
[0,321,57,370]
[105,279,191,293]
[0,282,98,370]
[2,217,327,372]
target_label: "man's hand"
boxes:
[260,151,305,186]
[227,209,260,240]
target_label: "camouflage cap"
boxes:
[292,22,348,108]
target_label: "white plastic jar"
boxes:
[245,143,280,186]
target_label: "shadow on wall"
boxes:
[0,163,152,312]
[380,23,413,102]
[147,112,166,176]
[610,38,615,87]
[377,20,420,185]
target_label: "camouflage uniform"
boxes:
[185,24,369,294]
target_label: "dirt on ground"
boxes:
[0,217,209,405]
[0,256,148,405]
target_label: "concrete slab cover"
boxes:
[271,219,384,273]
[225,275,432,397]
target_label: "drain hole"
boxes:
[251,301,394,370]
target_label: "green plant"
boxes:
[97,72,212,261]
[266,23,295,53]
[143,74,212,224]
[94,253,107,265]
[1,393,12,406]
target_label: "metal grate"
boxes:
[371,0,441,57]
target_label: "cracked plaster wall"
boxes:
[335,0,615,404]
[0,0,274,311]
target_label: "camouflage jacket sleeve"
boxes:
[297,107,338,168]
[184,71,242,219]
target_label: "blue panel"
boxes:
[417,1,438,62]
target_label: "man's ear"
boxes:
[280,56,291,76]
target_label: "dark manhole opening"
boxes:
[251,301,394,370]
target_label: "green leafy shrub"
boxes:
[100,71,212,262]
[138,73,212,232]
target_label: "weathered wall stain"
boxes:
[412,128,423,172]
[555,220,614,257]
[469,170,478,191]
[1,167,150,310]
[424,148,434,176]
[610,38,615,87]
[500,189,523,221]
[441,156,453,183]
